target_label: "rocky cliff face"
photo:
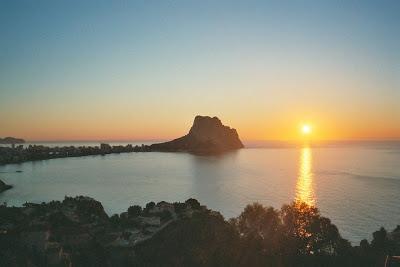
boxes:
[150,116,244,154]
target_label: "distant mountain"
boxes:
[0,137,25,144]
[150,115,244,154]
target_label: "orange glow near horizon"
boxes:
[0,108,399,142]
[1,2,399,143]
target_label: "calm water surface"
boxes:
[1,143,399,243]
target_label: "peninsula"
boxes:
[0,116,244,165]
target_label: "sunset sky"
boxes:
[1,1,399,141]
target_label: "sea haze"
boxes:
[0,141,399,244]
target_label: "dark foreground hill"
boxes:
[1,196,399,267]
[150,115,244,154]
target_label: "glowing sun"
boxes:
[302,124,312,135]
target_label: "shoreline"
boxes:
[0,143,244,166]
[0,143,153,165]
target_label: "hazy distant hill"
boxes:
[0,137,25,144]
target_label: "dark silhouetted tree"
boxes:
[185,198,201,209]
[128,205,142,217]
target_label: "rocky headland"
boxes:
[150,115,244,154]
[0,116,244,165]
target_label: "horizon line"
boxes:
[16,138,400,143]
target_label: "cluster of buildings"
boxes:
[0,143,152,165]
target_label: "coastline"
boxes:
[0,143,153,165]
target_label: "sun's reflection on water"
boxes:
[295,147,315,206]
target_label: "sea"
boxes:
[1,140,399,244]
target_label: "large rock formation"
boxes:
[150,115,244,154]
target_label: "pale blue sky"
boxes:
[0,1,399,140]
